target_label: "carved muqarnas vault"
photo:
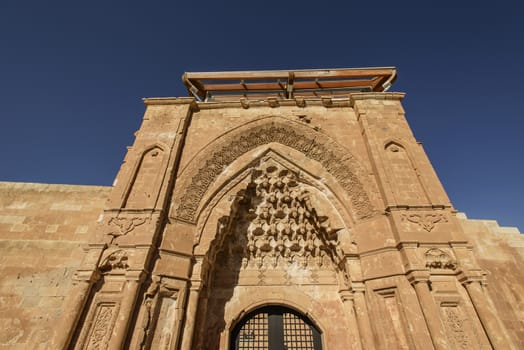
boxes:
[229,160,342,269]
[197,158,347,348]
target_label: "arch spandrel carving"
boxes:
[172,118,378,223]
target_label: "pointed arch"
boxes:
[172,117,376,222]
[383,139,430,205]
[123,142,169,209]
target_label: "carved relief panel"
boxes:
[83,303,117,350]
[429,275,492,350]
[78,302,119,350]
[424,248,457,271]
[440,302,488,350]
[401,212,448,232]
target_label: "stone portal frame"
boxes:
[172,117,378,223]
[187,152,358,349]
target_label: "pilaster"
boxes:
[61,98,194,349]
[407,270,449,350]
[458,272,516,349]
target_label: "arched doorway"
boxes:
[230,306,322,350]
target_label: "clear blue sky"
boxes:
[1,1,522,231]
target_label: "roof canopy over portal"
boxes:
[182,67,397,102]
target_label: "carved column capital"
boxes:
[339,289,355,302]
[189,280,203,292]
[74,270,102,283]
[351,282,366,293]
[457,270,486,286]
[125,270,147,282]
[407,270,431,285]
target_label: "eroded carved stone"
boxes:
[425,248,457,270]
[137,281,159,350]
[86,303,116,350]
[443,306,470,349]
[401,212,448,232]
[137,280,180,350]
[99,250,129,274]
[107,216,148,238]
[175,122,375,222]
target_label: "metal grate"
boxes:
[237,312,269,349]
[232,306,322,350]
[283,312,316,349]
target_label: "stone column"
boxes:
[462,279,515,350]
[339,290,363,350]
[352,285,375,349]
[51,274,98,349]
[408,272,449,350]
[107,273,143,350]
[180,281,201,350]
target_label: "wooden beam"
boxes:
[183,67,397,98]
[185,67,395,81]
[202,79,378,92]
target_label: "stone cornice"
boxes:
[142,97,195,105]
[141,92,406,110]
[350,92,406,103]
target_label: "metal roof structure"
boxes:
[182,67,397,102]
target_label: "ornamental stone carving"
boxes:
[99,250,129,274]
[217,160,344,271]
[425,248,457,270]
[107,216,148,238]
[86,303,116,350]
[443,305,470,349]
[175,121,375,222]
[401,212,448,232]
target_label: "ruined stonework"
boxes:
[0,67,523,349]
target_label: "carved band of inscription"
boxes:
[401,213,448,232]
[175,122,374,222]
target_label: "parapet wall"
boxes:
[0,182,110,349]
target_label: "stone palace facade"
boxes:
[0,67,522,349]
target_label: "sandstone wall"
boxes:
[0,182,110,349]
[2,91,523,350]
[459,215,524,348]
